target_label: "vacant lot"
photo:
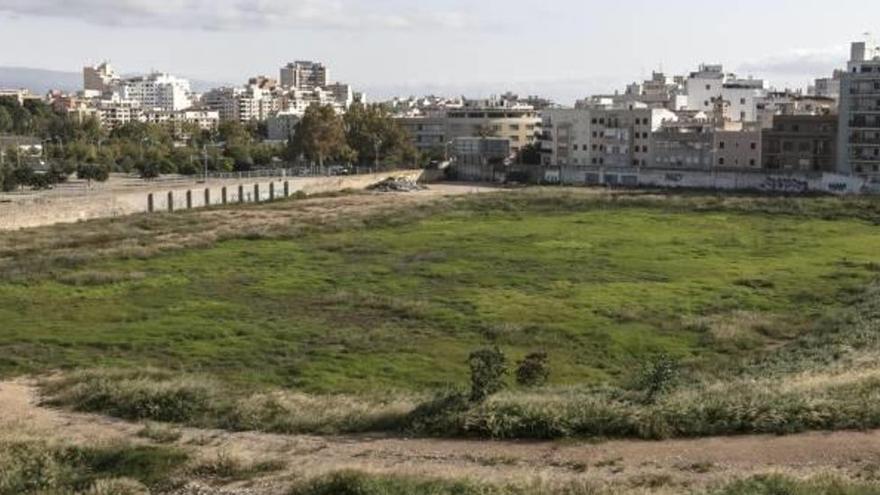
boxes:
[1,189,879,393]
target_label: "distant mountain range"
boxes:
[0,66,230,94]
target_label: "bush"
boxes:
[515,352,550,387]
[468,347,508,403]
[76,163,110,185]
[637,354,679,404]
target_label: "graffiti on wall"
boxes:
[760,176,809,193]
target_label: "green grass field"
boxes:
[2,191,879,394]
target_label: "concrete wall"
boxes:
[0,169,426,231]
[543,165,867,195]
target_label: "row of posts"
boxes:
[147,181,291,213]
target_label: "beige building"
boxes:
[713,129,762,168]
[445,100,541,154]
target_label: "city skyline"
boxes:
[1,0,879,103]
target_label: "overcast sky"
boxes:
[0,0,878,103]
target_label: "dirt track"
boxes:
[3,379,879,494]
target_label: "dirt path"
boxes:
[2,379,879,494]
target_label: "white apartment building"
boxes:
[118,73,193,112]
[686,64,725,113]
[95,98,143,129]
[837,41,880,180]
[685,64,767,124]
[144,109,220,131]
[723,78,766,123]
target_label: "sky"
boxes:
[0,0,878,104]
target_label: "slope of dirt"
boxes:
[2,379,880,494]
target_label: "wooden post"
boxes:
[238,185,244,203]
[186,190,192,209]
[147,193,154,213]
[167,191,174,212]
[269,182,275,201]
[221,187,227,205]
[204,188,210,206]
[284,181,290,197]
[254,183,260,202]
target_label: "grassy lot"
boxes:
[2,191,880,395]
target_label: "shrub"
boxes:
[515,352,550,388]
[637,354,679,404]
[468,347,508,403]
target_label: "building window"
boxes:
[750,142,757,150]
[719,157,725,165]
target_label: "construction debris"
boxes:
[367,176,428,193]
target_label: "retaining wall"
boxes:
[0,169,425,231]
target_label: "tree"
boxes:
[515,351,550,387]
[76,163,109,187]
[288,104,350,168]
[468,347,508,403]
[344,103,417,169]
[137,161,160,179]
[517,142,543,165]
[0,106,11,133]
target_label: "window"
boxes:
[719,157,725,165]
[740,98,746,104]
[749,159,756,166]
[750,142,757,150]
[719,141,725,149]
[706,84,711,90]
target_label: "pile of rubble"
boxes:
[367,176,428,193]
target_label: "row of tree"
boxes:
[1,96,421,187]
[288,103,418,168]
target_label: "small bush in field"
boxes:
[468,347,508,403]
[638,354,679,404]
[515,352,550,388]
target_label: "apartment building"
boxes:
[266,111,300,142]
[686,64,726,113]
[203,85,278,123]
[763,114,837,172]
[541,106,676,167]
[445,99,541,154]
[652,118,715,169]
[83,62,119,95]
[118,73,193,112]
[280,61,328,91]
[396,115,448,153]
[94,98,143,129]
[838,41,880,179]
[452,137,511,166]
[0,88,42,105]
[714,128,762,168]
